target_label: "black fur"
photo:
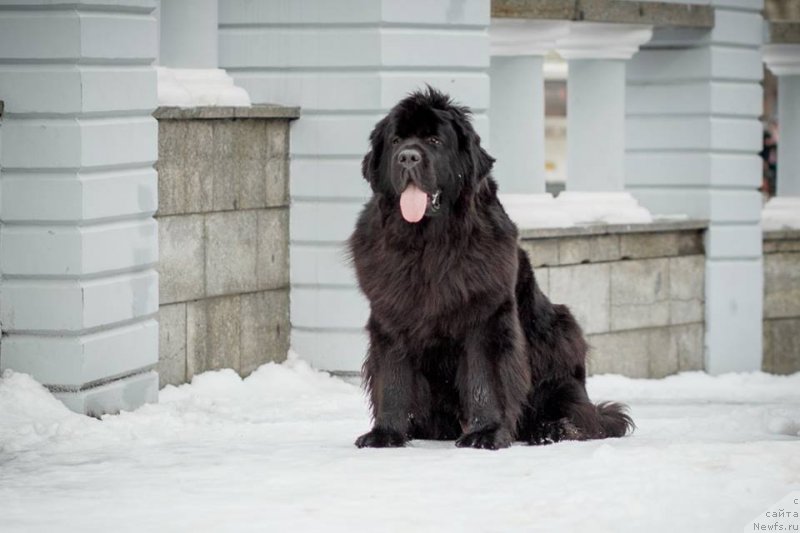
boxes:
[349,87,634,450]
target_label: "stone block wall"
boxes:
[154,106,297,387]
[520,221,707,378]
[763,229,800,374]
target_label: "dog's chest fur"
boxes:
[350,196,519,340]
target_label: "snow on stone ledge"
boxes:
[157,67,251,108]
[500,191,654,229]
[499,193,574,228]
[762,196,800,231]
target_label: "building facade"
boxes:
[1,0,798,414]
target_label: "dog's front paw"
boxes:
[529,418,581,445]
[455,426,512,450]
[355,427,407,448]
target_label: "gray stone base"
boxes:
[521,220,707,378]
[587,323,704,378]
[54,371,159,417]
[153,106,294,387]
[763,230,800,375]
[763,317,800,375]
[158,291,289,387]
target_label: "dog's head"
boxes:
[362,87,494,223]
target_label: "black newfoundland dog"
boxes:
[349,88,633,450]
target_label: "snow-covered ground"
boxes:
[1,354,799,533]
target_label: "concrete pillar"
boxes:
[159,0,218,69]
[777,76,800,197]
[555,22,654,223]
[0,1,160,414]
[488,19,573,227]
[157,0,249,106]
[763,44,800,230]
[490,55,546,193]
[777,75,800,196]
[626,1,765,373]
[219,0,491,375]
[566,59,626,192]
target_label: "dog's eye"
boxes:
[428,136,441,145]
[391,137,400,145]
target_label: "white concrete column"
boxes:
[157,0,249,106]
[159,0,219,68]
[777,74,800,196]
[160,0,217,68]
[489,19,573,227]
[0,0,161,414]
[490,55,546,193]
[555,23,654,223]
[763,44,800,229]
[219,0,491,375]
[626,0,765,373]
[566,59,626,192]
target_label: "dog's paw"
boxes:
[455,426,512,450]
[529,418,582,446]
[355,427,407,448]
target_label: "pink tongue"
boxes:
[399,184,428,223]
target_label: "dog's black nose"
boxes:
[397,148,421,169]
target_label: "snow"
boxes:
[157,67,251,107]
[499,192,654,228]
[2,354,799,533]
[554,191,653,225]
[499,193,576,228]
[763,196,800,231]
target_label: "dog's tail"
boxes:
[595,401,635,438]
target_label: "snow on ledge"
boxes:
[157,67,251,108]
[500,191,654,229]
[556,191,654,224]
[499,193,574,228]
[762,196,800,231]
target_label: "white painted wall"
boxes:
[159,0,217,69]
[219,0,491,373]
[0,0,160,413]
[626,0,765,373]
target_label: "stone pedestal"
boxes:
[153,105,296,387]
[762,228,800,375]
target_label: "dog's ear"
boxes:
[469,132,495,182]
[361,150,375,188]
[450,106,494,182]
[362,117,388,191]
